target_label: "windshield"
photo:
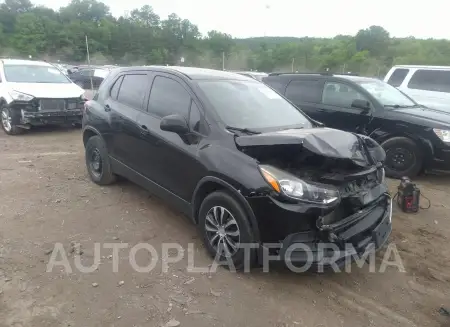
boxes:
[357,80,416,107]
[3,65,71,83]
[197,80,312,130]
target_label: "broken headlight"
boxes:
[9,90,34,102]
[259,165,340,205]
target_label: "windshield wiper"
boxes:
[384,104,417,109]
[225,126,261,135]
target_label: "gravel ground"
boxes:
[0,127,449,327]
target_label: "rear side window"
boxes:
[408,69,450,93]
[387,68,409,87]
[148,76,191,118]
[285,80,322,103]
[110,76,123,100]
[117,74,148,109]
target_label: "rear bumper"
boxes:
[263,195,392,270]
[21,110,82,125]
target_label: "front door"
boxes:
[318,81,372,134]
[135,73,208,201]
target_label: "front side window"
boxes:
[117,74,148,109]
[387,68,409,87]
[197,80,312,130]
[148,76,191,118]
[357,80,416,107]
[407,69,450,93]
[3,65,71,83]
[110,76,123,100]
[322,82,368,108]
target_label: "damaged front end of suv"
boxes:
[236,128,392,269]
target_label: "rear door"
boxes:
[402,69,450,111]
[103,72,150,171]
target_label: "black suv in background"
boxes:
[82,66,391,270]
[263,73,450,178]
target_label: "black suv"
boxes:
[82,66,391,270]
[263,73,450,178]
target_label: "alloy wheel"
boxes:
[205,206,241,257]
[1,108,12,132]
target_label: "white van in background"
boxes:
[384,65,450,112]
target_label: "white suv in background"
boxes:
[0,59,85,135]
[384,65,450,112]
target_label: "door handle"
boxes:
[104,104,111,112]
[140,125,150,136]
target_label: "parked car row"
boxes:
[262,72,450,178]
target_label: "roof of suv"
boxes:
[114,65,253,81]
[264,73,378,83]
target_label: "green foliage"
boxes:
[1,0,450,75]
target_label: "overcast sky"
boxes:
[34,0,450,39]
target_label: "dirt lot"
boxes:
[0,127,449,327]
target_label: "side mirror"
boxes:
[351,99,371,111]
[160,114,189,134]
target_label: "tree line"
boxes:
[2,0,450,76]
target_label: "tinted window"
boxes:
[407,69,450,93]
[148,76,191,118]
[322,82,368,108]
[110,76,123,100]
[263,78,286,94]
[285,80,322,103]
[117,74,148,109]
[387,68,409,87]
[197,80,312,130]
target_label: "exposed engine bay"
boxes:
[235,128,387,226]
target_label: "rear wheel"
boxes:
[382,137,423,178]
[1,106,24,135]
[198,191,257,271]
[85,135,116,185]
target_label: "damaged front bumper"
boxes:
[21,109,83,125]
[272,193,392,269]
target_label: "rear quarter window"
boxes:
[407,69,450,93]
[262,78,287,94]
[387,68,409,87]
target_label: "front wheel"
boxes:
[1,106,24,135]
[198,191,257,271]
[382,137,423,178]
[85,135,116,185]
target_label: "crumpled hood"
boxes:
[235,127,385,167]
[8,82,84,98]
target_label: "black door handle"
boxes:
[104,104,111,112]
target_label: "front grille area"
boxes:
[39,98,82,111]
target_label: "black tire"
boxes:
[382,137,423,178]
[198,190,257,271]
[85,135,116,185]
[1,106,24,135]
